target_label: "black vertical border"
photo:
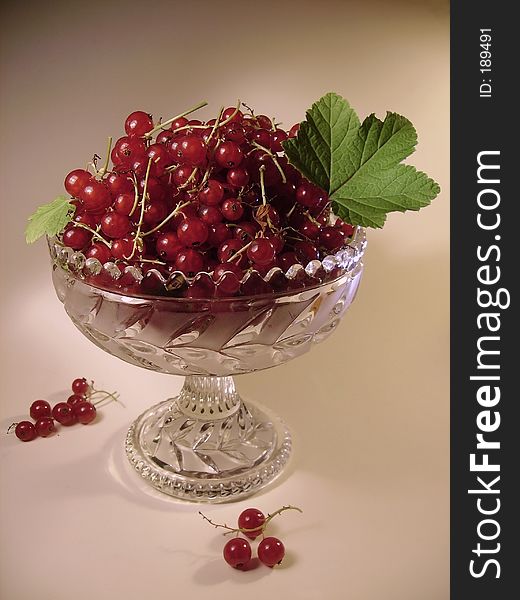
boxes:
[451,2,516,598]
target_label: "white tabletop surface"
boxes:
[0,1,449,598]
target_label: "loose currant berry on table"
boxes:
[65,169,92,197]
[215,141,243,168]
[35,417,56,438]
[258,537,285,567]
[237,508,266,540]
[73,377,90,394]
[247,238,276,266]
[85,243,112,264]
[29,400,52,420]
[73,401,97,425]
[223,538,252,569]
[52,403,77,426]
[15,421,37,442]
[125,110,153,137]
[67,394,84,406]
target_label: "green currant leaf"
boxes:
[282,94,440,228]
[25,196,75,244]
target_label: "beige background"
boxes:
[0,1,449,599]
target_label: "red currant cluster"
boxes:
[11,378,118,442]
[60,101,355,298]
[200,505,301,569]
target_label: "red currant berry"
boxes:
[29,400,52,420]
[67,394,84,406]
[35,417,55,438]
[223,538,252,569]
[198,179,224,206]
[156,232,183,261]
[299,218,320,240]
[198,205,223,225]
[174,136,207,166]
[65,169,92,197]
[72,377,90,395]
[220,198,244,221]
[288,123,300,138]
[335,221,355,237]
[175,249,204,276]
[238,508,266,540]
[319,226,346,251]
[114,192,135,216]
[279,251,301,271]
[113,136,146,165]
[171,165,200,187]
[222,107,243,123]
[170,116,189,131]
[217,239,246,266]
[15,421,37,442]
[62,227,91,250]
[143,199,168,226]
[215,141,243,168]
[80,181,112,213]
[295,182,320,208]
[270,128,288,152]
[146,143,172,175]
[221,122,246,144]
[207,223,231,247]
[52,402,77,426]
[85,243,112,264]
[73,401,97,425]
[111,238,134,260]
[106,172,133,196]
[233,221,258,243]
[101,212,131,239]
[213,263,243,296]
[226,167,250,188]
[177,218,208,247]
[257,537,285,567]
[125,111,153,137]
[247,238,276,266]
[294,241,319,263]
[252,128,272,148]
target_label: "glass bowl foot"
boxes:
[125,376,291,502]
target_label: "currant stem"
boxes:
[145,100,209,138]
[251,141,287,183]
[74,222,112,248]
[227,240,254,263]
[97,136,113,178]
[259,165,267,206]
[126,158,153,260]
[141,200,191,237]
[6,423,18,434]
[199,505,302,536]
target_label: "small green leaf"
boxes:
[282,94,440,228]
[283,92,360,192]
[25,196,75,244]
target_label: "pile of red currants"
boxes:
[60,102,355,298]
[11,378,117,442]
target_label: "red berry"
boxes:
[220,198,244,221]
[270,128,288,153]
[257,537,285,567]
[294,241,319,263]
[85,243,112,264]
[215,141,243,168]
[113,192,135,216]
[198,179,224,206]
[247,238,276,266]
[15,421,37,442]
[226,167,250,188]
[252,128,272,148]
[221,107,243,123]
[295,182,320,208]
[80,180,112,213]
[198,205,223,225]
[217,239,246,266]
[111,238,134,260]
[73,401,97,425]
[175,249,204,276]
[288,123,300,138]
[125,111,153,137]
[207,223,231,247]
[35,417,56,438]
[171,165,200,187]
[223,538,252,569]
[65,169,92,197]
[213,263,243,296]
[238,508,266,540]
[63,227,91,250]
[319,226,346,251]
[106,172,133,196]
[174,136,207,166]
[67,394,84,406]
[30,400,52,420]
[143,199,168,226]
[170,116,189,131]
[156,232,183,261]
[177,218,208,247]
[146,143,172,175]
[52,402,77,426]
[101,212,131,239]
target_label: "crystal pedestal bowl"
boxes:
[48,227,366,502]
